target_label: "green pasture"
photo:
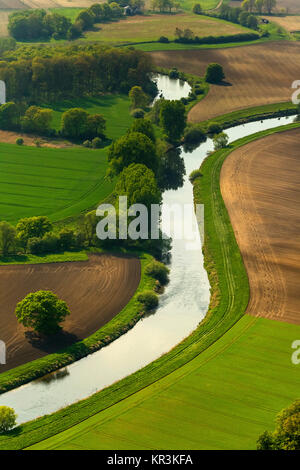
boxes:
[46,94,133,141]
[29,315,300,450]
[0,142,114,224]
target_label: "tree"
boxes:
[193,4,202,15]
[129,86,148,109]
[247,14,258,29]
[114,163,161,208]
[128,118,156,142]
[75,10,94,30]
[0,221,16,255]
[0,406,17,433]
[257,400,300,450]
[21,106,53,135]
[108,132,159,176]
[213,132,229,150]
[263,0,276,14]
[160,100,186,142]
[15,290,70,335]
[16,216,52,249]
[205,63,225,84]
[61,108,106,140]
[0,102,20,131]
[255,0,264,13]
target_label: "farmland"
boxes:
[0,142,114,224]
[221,128,300,325]
[0,254,140,371]
[151,41,300,122]
[85,14,252,44]
[28,315,300,450]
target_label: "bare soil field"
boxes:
[272,15,300,32]
[277,0,300,13]
[151,42,300,122]
[0,130,75,147]
[0,253,140,372]
[221,128,300,325]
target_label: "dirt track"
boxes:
[0,254,140,372]
[221,128,300,325]
[151,42,300,122]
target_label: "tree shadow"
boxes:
[25,330,79,353]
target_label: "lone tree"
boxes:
[129,86,148,109]
[205,63,225,84]
[193,3,202,14]
[15,290,70,335]
[0,406,17,433]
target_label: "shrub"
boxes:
[0,406,17,433]
[159,36,169,43]
[207,122,222,135]
[193,4,202,15]
[189,169,203,183]
[213,132,229,150]
[169,68,180,79]
[59,229,75,251]
[91,137,102,148]
[145,260,169,285]
[131,108,145,119]
[137,291,159,311]
[205,63,225,84]
[16,137,24,145]
[83,139,91,148]
[184,124,206,144]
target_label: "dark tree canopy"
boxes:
[108,132,159,177]
[205,63,225,84]
[159,100,187,143]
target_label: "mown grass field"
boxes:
[47,94,133,140]
[0,142,114,224]
[29,315,300,450]
[85,14,252,44]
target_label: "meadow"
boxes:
[46,94,133,140]
[85,14,252,44]
[29,314,300,450]
[0,142,114,224]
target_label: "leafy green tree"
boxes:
[114,163,161,208]
[213,132,229,150]
[193,3,202,14]
[129,86,148,109]
[0,407,17,433]
[61,108,106,140]
[108,132,159,176]
[247,14,258,29]
[255,0,264,13]
[128,118,156,142]
[257,400,300,450]
[21,106,53,135]
[16,216,52,249]
[75,10,95,30]
[44,12,71,38]
[137,291,159,310]
[15,290,70,335]
[86,113,106,139]
[239,10,250,26]
[0,221,16,256]
[205,63,225,84]
[160,100,186,142]
[145,260,169,285]
[263,0,276,14]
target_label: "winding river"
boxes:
[0,75,296,425]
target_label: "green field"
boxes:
[29,315,300,450]
[84,14,251,44]
[179,0,223,11]
[47,94,133,141]
[0,143,114,224]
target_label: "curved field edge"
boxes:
[2,122,299,450]
[0,251,154,394]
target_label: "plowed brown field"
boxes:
[151,42,300,123]
[221,128,300,325]
[0,254,140,372]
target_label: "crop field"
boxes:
[151,41,300,122]
[0,142,114,224]
[0,0,97,8]
[47,95,133,140]
[85,14,251,44]
[29,314,300,450]
[272,15,300,33]
[221,128,300,325]
[0,254,140,372]
[277,0,300,13]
